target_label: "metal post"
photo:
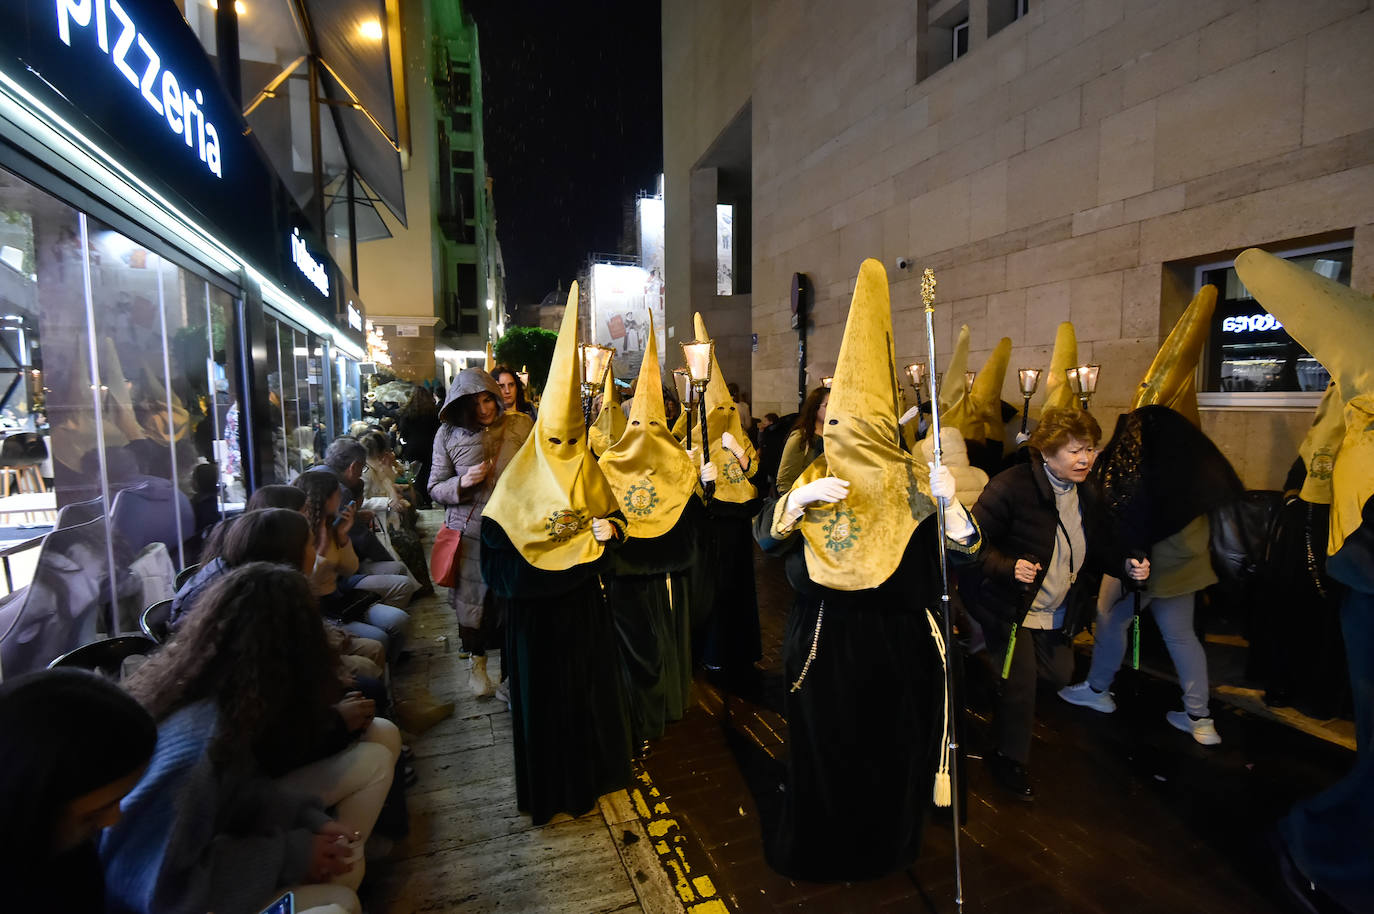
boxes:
[921,268,965,913]
[307,56,326,237]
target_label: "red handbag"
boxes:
[429,526,463,588]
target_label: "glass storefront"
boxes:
[0,164,253,673]
[335,353,363,437]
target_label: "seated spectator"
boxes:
[296,471,412,660]
[318,442,421,608]
[0,669,157,914]
[103,564,398,914]
[171,508,386,679]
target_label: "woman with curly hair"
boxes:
[295,469,411,660]
[102,563,397,914]
[775,386,829,495]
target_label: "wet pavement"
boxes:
[636,549,1356,913]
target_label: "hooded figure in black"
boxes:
[480,285,633,825]
[597,320,706,748]
[753,260,981,881]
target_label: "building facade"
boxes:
[357,0,502,383]
[663,0,1374,488]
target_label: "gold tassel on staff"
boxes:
[922,267,966,913]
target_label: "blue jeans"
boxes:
[1087,579,1211,718]
[341,602,411,661]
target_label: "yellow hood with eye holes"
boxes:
[483,282,620,571]
[685,312,758,504]
[793,259,936,590]
[599,319,698,538]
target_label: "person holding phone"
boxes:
[102,564,394,914]
[296,470,412,661]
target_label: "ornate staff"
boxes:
[922,267,965,912]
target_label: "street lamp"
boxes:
[1065,363,1100,410]
[681,338,715,474]
[579,343,614,432]
[1017,367,1042,436]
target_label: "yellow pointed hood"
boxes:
[929,325,973,440]
[793,259,936,590]
[1041,322,1079,414]
[1133,285,1217,425]
[589,360,627,456]
[1235,248,1374,555]
[1298,383,1344,505]
[599,320,698,538]
[688,312,758,504]
[483,282,620,571]
[967,337,1012,443]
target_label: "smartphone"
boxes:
[334,497,355,528]
[259,893,294,914]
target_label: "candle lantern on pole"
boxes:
[673,368,693,449]
[1017,368,1042,436]
[681,338,715,470]
[1065,364,1100,410]
[578,343,614,432]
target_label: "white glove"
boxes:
[699,460,718,484]
[928,463,957,503]
[1014,431,1030,445]
[721,431,743,457]
[899,405,920,426]
[787,476,850,511]
[591,518,615,542]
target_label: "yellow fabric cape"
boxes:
[967,337,1012,443]
[1234,248,1374,556]
[1133,285,1218,426]
[686,312,758,504]
[1298,383,1344,505]
[598,320,697,538]
[793,259,936,590]
[483,282,620,571]
[588,360,627,456]
[1041,322,1079,414]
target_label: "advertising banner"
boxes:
[589,262,665,379]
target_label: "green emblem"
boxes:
[723,455,747,483]
[820,505,861,552]
[1309,449,1335,481]
[545,508,587,542]
[624,481,660,516]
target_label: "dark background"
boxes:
[465,0,663,307]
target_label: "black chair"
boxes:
[47,634,157,677]
[141,599,173,644]
[174,563,201,591]
[0,432,48,496]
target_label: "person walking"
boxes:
[397,385,441,508]
[429,368,532,698]
[774,386,828,495]
[965,406,1149,800]
[1060,407,1241,746]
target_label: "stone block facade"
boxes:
[662,0,1374,488]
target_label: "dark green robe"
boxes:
[481,517,632,825]
[608,497,703,743]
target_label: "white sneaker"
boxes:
[1058,681,1116,713]
[1166,710,1221,745]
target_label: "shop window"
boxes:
[1195,242,1352,407]
[0,165,246,676]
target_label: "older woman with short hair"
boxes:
[965,407,1148,800]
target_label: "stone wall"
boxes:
[663,0,1374,488]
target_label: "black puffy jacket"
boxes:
[965,449,1120,636]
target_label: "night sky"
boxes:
[464,0,663,306]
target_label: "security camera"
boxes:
[895,256,911,272]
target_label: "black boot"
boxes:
[988,751,1035,801]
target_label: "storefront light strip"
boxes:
[0,67,365,362]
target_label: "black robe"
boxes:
[754,501,978,882]
[608,497,703,744]
[480,517,632,825]
[698,465,763,672]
